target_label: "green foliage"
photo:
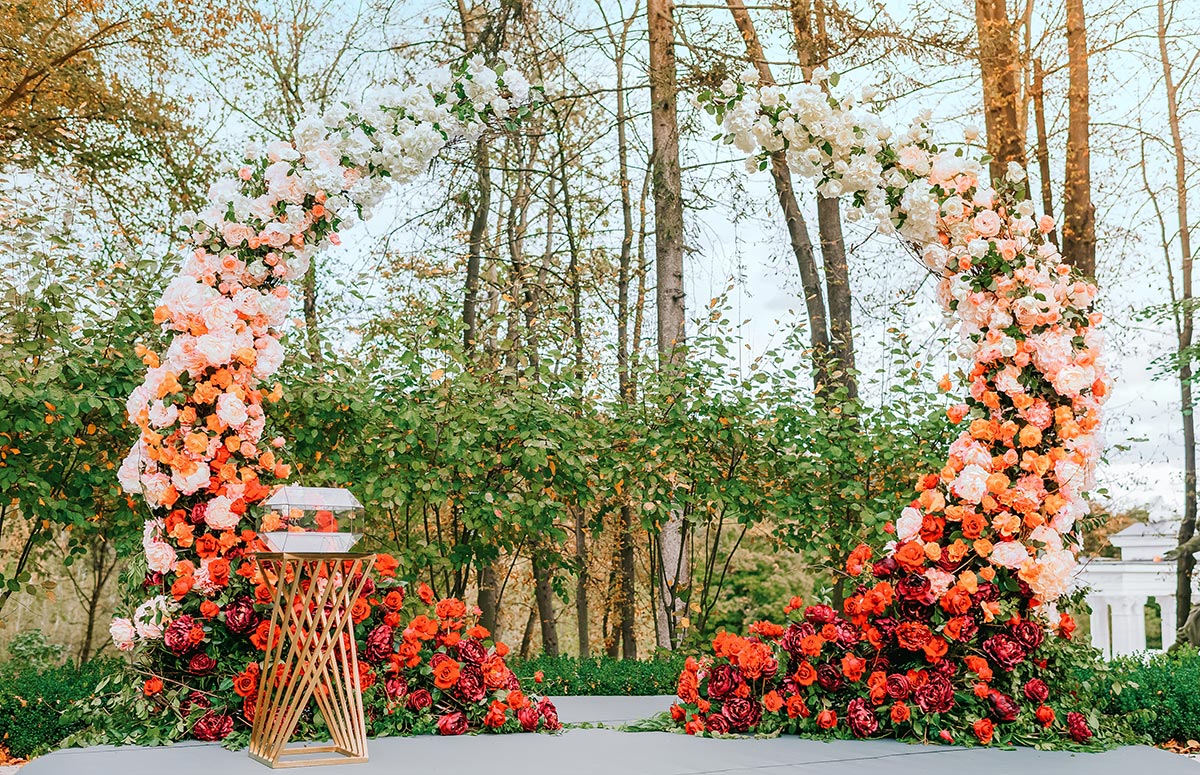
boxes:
[4,629,63,671]
[1109,647,1200,743]
[0,655,117,758]
[510,655,685,696]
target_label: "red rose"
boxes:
[143,677,164,696]
[816,709,838,730]
[846,698,879,738]
[384,676,409,701]
[896,572,932,603]
[406,689,433,712]
[437,711,469,736]
[706,664,744,700]
[1023,678,1049,704]
[885,673,910,700]
[1035,705,1056,727]
[1066,711,1092,743]
[721,697,762,731]
[164,615,201,656]
[456,638,488,664]
[804,605,836,625]
[987,690,1020,722]
[890,701,910,723]
[538,698,561,731]
[895,622,932,651]
[816,663,845,692]
[455,665,487,703]
[192,712,234,741]
[222,602,259,638]
[187,653,217,675]
[1011,620,1045,651]
[363,624,394,663]
[982,633,1026,671]
[518,706,541,731]
[913,673,954,714]
[705,713,730,734]
[973,718,994,745]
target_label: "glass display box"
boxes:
[255,485,363,554]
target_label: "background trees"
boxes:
[2,0,1198,661]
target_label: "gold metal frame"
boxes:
[248,552,375,768]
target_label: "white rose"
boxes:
[205,495,241,531]
[216,392,249,427]
[896,507,923,541]
[172,461,211,496]
[989,540,1030,569]
[145,541,177,574]
[950,464,990,504]
[110,617,136,651]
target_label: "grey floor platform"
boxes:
[22,695,1197,775]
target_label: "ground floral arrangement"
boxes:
[670,68,1123,748]
[105,56,559,742]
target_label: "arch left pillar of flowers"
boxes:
[109,57,561,741]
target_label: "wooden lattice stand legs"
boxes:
[249,553,375,768]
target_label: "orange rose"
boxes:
[890,701,910,723]
[785,694,810,718]
[432,656,462,689]
[793,660,817,686]
[762,690,783,713]
[383,590,405,611]
[894,541,926,572]
[194,533,220,560]
[170,575,194,601]
[922,636,948,662]
[199,600,220,618]
[233,665,260,697]
[351,597,371,624]
[840,653,866,682]
[207,558,230,587]
[816,709,837,730]
[800,634,825,658]
[143,677,164,696]
[435,598,467,620]
[417,583,435,604]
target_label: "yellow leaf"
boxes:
[44,401,56,411]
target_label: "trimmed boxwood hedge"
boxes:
[2,649,1197,757]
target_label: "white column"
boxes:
[1160,596,1178,650]
[1110,596,1147,656]
[1088,595,1110,659]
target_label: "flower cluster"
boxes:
[675,71,1110,745]
[110,57,546,740]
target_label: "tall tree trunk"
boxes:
[478,562,499,636]
[302,262,321,363]
[1157,0,1196,630]
[1061,0,1096,277]
[648,0,690,649]
[1031,58,1058,248]
[532,552,559,656]
[729,0,831,392]
[974,0,1027,180]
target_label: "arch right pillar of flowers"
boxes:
[673,68,1109,747]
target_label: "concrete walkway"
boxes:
[22,696,1198,775]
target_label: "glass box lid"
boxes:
[256,485,363,554]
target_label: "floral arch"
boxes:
[669,70,1111,747]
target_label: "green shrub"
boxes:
[509,654,684,696]
[1109,647,1200,743]
[0,656,116,759]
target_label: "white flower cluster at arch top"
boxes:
[698,66,1110,605]
[113,55,535,651]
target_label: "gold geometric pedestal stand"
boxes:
[249,552,376,768]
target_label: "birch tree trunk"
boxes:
[648,0,689,649]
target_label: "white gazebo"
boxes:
[1075,519,1196,657]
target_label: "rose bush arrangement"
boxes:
[107,56,554,741]
[671,69,1118,748]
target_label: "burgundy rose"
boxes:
[437,711,469,736]
[1066,711,1092,743]
[932,658,957,678]
[350,573,375,597]
[1012,620,1045,651]
[805,605,836,625]
[456,665,487,703]
[406,689,433,712]
[190,502,207,525]
[385,676,409,701]
[706,664,744,700]
[706,713,731,734]
[518,706,541,732]
[363,624,394,664]
[913,673,955,714]
[242,695,256,723]
[846,697,879,738]
[456,638,488,664]
[781,623,806,659]
[192,712,233,741]
[872,556,898,578]
[222,596,260,635]
[973,583,999,604]
[988,690,1020,722]
[955,615,980,642]
[1024,678,1049,704]
[539,698,561,731]
[164,615,200,656]
[721,697,762,731]
[982,633,1026,671]
[898,600,933,621]
[834,620,861,648]
[187,653,217,675]
[180,690,211,716]
[816,663,845,692]
[504,671,521,690]
[885,673,910,700]
[873,617,898,642]
[897,573,932,603]
[143,571,164,590]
